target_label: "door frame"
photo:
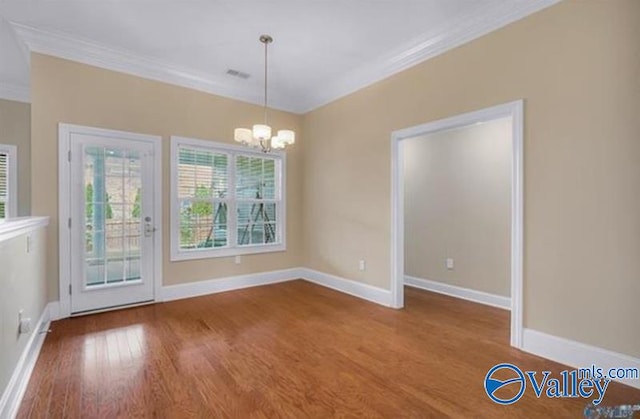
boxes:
[390,100,524,348]
[58,123,163,318]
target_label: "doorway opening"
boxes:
[390,101,523,348]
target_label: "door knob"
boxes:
[144,218,156,237]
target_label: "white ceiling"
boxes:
[0,0,557,112]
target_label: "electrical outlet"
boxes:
[235,255,242,265]
[358,260,366,271]
[19,317,32,334]
[18,309,31,334]
[446,258,454,270]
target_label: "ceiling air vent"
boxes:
[226,69,250,79]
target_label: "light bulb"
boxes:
[253,124,272,141]
[234,128,252,144]
[277,130,295,145]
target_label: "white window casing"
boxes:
[170,136,286,261]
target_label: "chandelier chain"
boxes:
[263,37,268,124]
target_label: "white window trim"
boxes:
[170,136,286,261]
[0,144,18,219]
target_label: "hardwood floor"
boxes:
[18,280,640,418]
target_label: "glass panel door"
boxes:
[69,131,156,314]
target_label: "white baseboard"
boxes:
[161,268,306,302]
[161,267,393,308]
[522,328,640,390]
[0,302,54,419]
[404,275,511,310]
[301,268,393,307]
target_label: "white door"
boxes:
[68,132,157,314]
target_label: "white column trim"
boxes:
[390,100,525,348]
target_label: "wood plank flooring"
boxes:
[18,280,640,418]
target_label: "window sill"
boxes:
[170,243,286,262]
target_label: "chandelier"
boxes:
[234,35,295,153]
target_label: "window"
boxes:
[170,136,286,260]
[0,144,17,220]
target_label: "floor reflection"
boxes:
[82,324,146,386]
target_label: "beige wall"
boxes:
[303,1,640,358]
[0,227,48,396]
[31,54,304,301]
[0,98,31,216]
[404,117,511,297]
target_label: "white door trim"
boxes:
[390,100,524,348]
[58,123,163,318]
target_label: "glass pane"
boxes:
[237,224,250,246]
[236,200,278,246]
[194,151,212,195]
[214,224,227,247]
[236,156,261,198]
[126,257,141,281]
[178,148,196,198]
[237,202,252,224]
[236,155,253,198]
[106,237,124,284]
[237,223,267,246]
[84,146,144,288]
[178,199,224,250]
[251,224,264,245]
[236,155,276,200]
[264,203,276,223]
[127,160,142,208]
[125,204,141,282]
[89,203,104,236]
[86,260,104,287]
[265,223,277,244]
[254,204,265,224]
[180,223,196,249]
[213,154,228,198]
[178,147,228,199]
[213,202,227,224]
[263,159,276,199]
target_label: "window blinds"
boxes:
[0,151,8,219]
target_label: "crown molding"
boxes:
[0,82,30,103]
[8,0,559,114]
[9,21,298,113]
[294,0,560,113]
